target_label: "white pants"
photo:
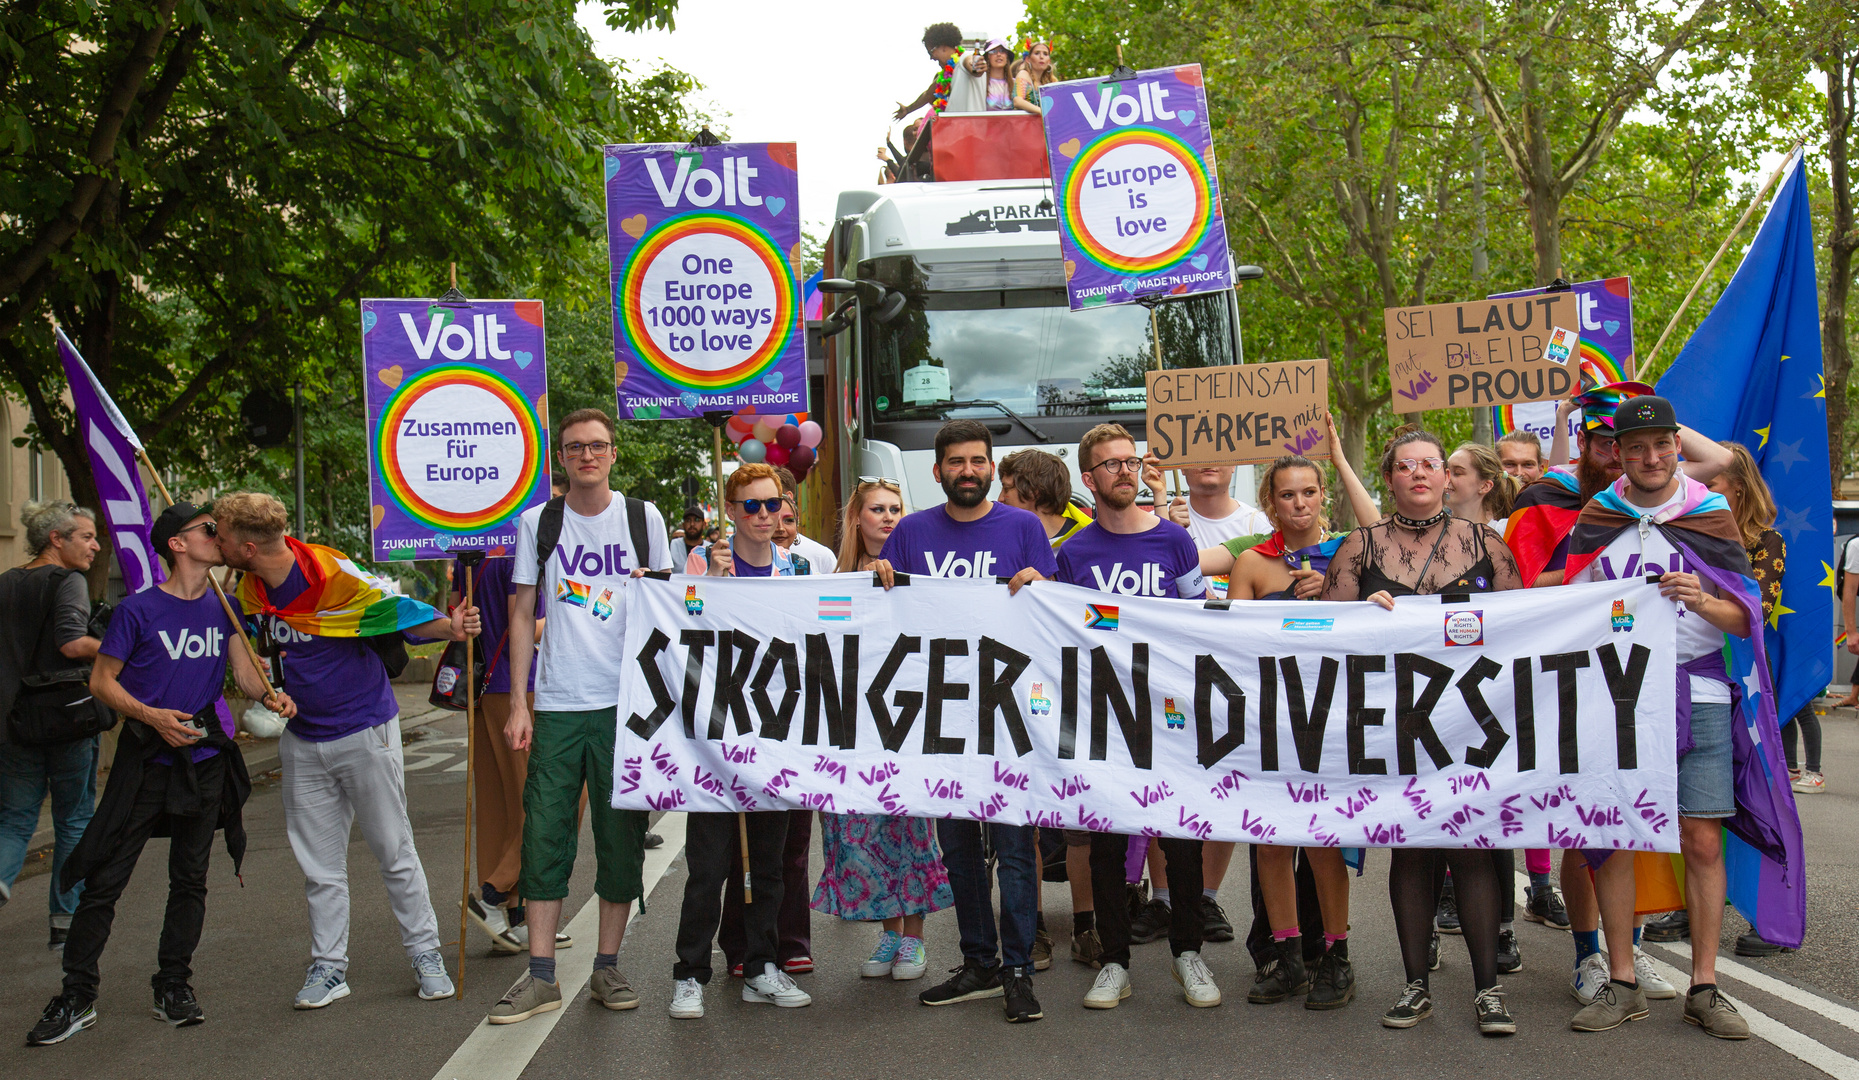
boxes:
[279,718,441,967]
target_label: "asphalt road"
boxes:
[2,705,1855,1080]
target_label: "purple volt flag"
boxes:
[360,299,551,563]
[1041,64,1231,311]
[605,141,808,420]
[55,327,164,593]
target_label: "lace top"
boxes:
[1322,516,1523,601]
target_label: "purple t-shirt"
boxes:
[101,587,237,765]
[454,556,538,695]
[1056,520,1207,598]
[879,502,1059,581]
[266,564,398,742]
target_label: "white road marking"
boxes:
[431,811,687,1080]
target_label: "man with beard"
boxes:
[875,418,1056,1023]
[1055,424,1220,1011]
[1504,372,1732,1005]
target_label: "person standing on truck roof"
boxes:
[894,23,985,125]
[1012,40,1057,116]
[980,39,1015,111]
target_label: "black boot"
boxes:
[1247,935,1310,1004]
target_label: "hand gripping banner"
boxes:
[615,575,1679,851]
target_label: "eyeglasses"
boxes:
[178,520,217,538]
[1088,457,1145,476]
[857,476,901,486]
[733,498,785,516]
[1392,457,1445,476]
[561,441,613,458]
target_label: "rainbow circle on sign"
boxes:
[1494,339,1630,434]
[375,364,545,533]
[614,212,798,391]
[1061,126,1213,275]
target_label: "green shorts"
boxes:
[519,707,646,903]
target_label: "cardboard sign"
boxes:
[1491,277,1635,459]
[1146,359,1330,466]
[1384,292,1583,410]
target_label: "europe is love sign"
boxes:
[1383,288,1589,411]
[613,574,1682,852]
[605,141,808,420]
[1145,359,1331,468]
[1041,65,1232,311]
[361,298,550,562]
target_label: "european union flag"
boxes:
[1657,153,1831,726]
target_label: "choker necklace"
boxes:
[1392,508,1450,531]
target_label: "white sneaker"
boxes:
[1792,771,1825,795]
[1634,947,1678,999]
[669,977,705,1019]
[862,930,901,977]
[1571,951,1611,1005]
[892,936,929,981]
[412,949,454,1000]
[1172,950,1222,1007]
[1084,962,1132,1009]
[742,963,812,1007]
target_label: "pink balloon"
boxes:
[765,444,791,467]
[788,445,816,474]
[798,420,823,448]
[737,438,767,463]
[726,423,750,444]
[775,424,802,450]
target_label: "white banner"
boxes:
[613,574,1680,852]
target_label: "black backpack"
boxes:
[534,495,656,575]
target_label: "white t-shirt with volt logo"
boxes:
[513,493,671,710]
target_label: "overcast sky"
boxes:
[578,0,1028,238]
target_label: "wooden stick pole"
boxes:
[1148,305,1183,497]
[1642,142,1804,373]
[457,567,476,997]
[708,419,751,902]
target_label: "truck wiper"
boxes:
[881,399,1052,442]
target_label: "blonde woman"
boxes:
[1445,443,1520,530]
[811,479,952,981]
[1012,40,1057,115]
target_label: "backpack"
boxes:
[1,566,114,747]
[535,495,655,575]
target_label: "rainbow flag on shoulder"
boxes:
[236,537,443,636]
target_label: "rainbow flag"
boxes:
[1085,604,1119,630]
[556,579,592,609]
[236,537,443,637]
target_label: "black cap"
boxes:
[151,501,209,564]
[1610,395,1679,437]
[682,504,705,521]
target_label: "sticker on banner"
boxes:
[685,584,705,616]
[1029,682,1052,716]
[1610,599,1635,632]
[1163,698,1186,730]
[1085,604,1120,630]
[1282,617,1334,631]
[1444,610,1485,646]
[1546,326,1578,365]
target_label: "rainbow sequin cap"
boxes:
[1572,357,1654,433]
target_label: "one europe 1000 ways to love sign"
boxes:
[1041,64,1232,311]
[361,298,551,562]
[605,141,809,420]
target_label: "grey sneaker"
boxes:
[1684,986,1750,1040]
[488,973,562,1024]
[1571,980,1648,1031]
[412,949,454,1000]
[589,967,639,1010]
[293,964,349,1009]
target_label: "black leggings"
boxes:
[1783,704,1822,772]
[1390,849,1500,991]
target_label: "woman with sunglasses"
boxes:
[810,477,955,984]
[1322,427,1525,1037]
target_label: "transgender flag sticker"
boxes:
[818,596,852,621]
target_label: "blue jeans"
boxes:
[935,820,1038,971]
[0,735,98,924]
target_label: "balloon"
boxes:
[752,420,779,444]
[788,445,815,474]
[737,438,767,463]
[726,423,750,444]
[765,444,791,468]
[775,424,802,450]
[798,420,823,448]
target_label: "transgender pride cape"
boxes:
[1564,476,1806,948]
[1503,466,1583,587]
[236,537,443,637]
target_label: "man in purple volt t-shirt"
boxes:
[1056,423,1219,1013]
[33,503,293,1042]
[876,420,1051,1025]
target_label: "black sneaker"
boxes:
[918,960,1003,1006]
[27,993,96,1046]
[1435,881,1461,934]
[1381,979,1432,1028]
[1474,984,1516,1036]
[47,926,68,954]
[1000,966,1042,1023]
[643,831,665,850]
[1200,895,1235,943]
[1734,932,1786,957]
[1246,937,1309,1004]
[1496,928,1522,974]
[1304,947,1355,1010]
[1643,910,1690,942]
[1427,929,1441,971]
[1128,898,1171,944]
[153,983,204,1028]
[1526,886,1571,930]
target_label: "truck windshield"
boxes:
[865,288,1234,420]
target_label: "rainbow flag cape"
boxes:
[236,537,443,637]
[1565,476,1806,948]
[1502,466,1583,587]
